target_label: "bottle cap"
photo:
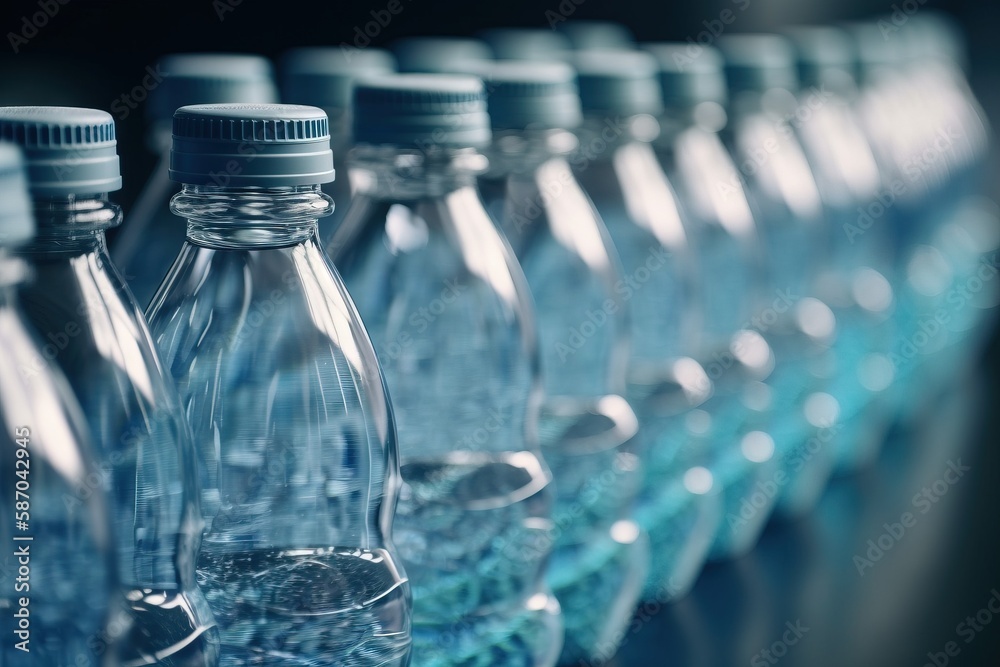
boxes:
[169,104,335,187]
[0,143,33,247]
[717,34,799,94]
[150,54,278,123]
[473,61,581,131]
[477,28,572,61]
[392,37,493,73]
[280,47,396,120]
[643,43,728,108]
[780,26,856,90]
[556,20,635,50]
[0,106,122,196]
[841,22,906,84]
[353,74,492,149]
[573,50,663,116]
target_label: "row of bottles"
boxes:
[1,12,995,667]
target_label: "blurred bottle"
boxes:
[280,47,396,239]
[780,25,899,472]
[146,103,411,667]
[327,75,563,667]
[715,35,840,517]
[391,37,492,73]
[111,54,277,308]
[0,142,123,667]
[578,47,772,567]
[477,27,572,61]
[473,61,647,664]
[555,20,634,50]
[850,16,995,417]
[0,106,218,666]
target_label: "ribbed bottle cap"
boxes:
[477,28,572,61]
[392,37,493,73]
[280,47,396,118]
[0,143,33,247]
[0,106,122,196]
[573,50,663,116]
[474,61,581,131]
[780,26,855,89]
[717,34,799,94]
[169,104,335,187]
[150,54,278,123]
[353,74,492,148]
[643,43,728,108]
[556,20,635,50]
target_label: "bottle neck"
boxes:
[171,184,333,250]
[483,128,578,177]
[654,101,729,147]
[18,195,120,254]
[348,145,487,200]
[574,114,657,162]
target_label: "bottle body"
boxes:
[479,132,646,663]
[0,259,122,667]
[329,148,562,666]
[147,185,411,667]
[15,197,218,666]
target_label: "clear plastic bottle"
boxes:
[0,142,123,667]
[572,49,775,572]
[280,47,396,240]
[473,61,647,663]
[715,35,840,517]
[780,26,899,471]
[145,103,411,667]
[327,74,563,667]
[0,106,218,666]
[111,54,277,308]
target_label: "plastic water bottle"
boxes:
[391,37,492,73]
[850,17,995,414]
[473,61,647,664]
[0,106,218,666]
[0,142,123,667]
[327,74,563,667]
[144,103,411,667]
[111,54,277,308]
[780,26,899,471]
[280,47,396,239]
[566,50,722,595]
[715,35,841,517]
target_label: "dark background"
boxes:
[0,1,997,666]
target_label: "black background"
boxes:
[0,1,997,666]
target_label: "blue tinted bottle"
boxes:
[1,106,218,666]
[146,104,411,666]
[0,142,123,667]
[474,61,647,663]
[328,74,563,667]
